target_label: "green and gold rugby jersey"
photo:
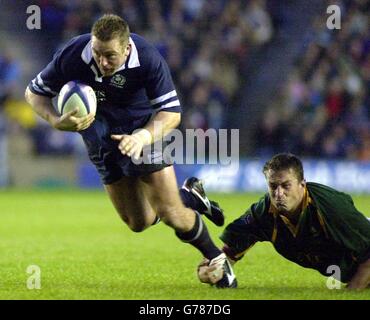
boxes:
[220,182,370,282]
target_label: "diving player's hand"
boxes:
[52,109,95,131]
[197,258,226,284]
[197,258,213,283]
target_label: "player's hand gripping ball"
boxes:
[55,81,96,131]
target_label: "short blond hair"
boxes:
[92,14,130,46]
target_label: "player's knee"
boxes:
[124,216,148,233]
[157,205,183,228]
[128,221,147,233]
[116,209,151,232]
[115,209,130,225]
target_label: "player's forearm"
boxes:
[25,87,59,127]
[347,258,370,289]
[134,111,181,145]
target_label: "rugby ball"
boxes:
[57,81,97,117]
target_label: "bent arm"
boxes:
[347,258,370,290]
[110,110,180,159]
[219,207,269,262]
[25,87,59,127]
[132,111,181,145]
[25,87,95,131]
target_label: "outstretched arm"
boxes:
[111,111,180,160]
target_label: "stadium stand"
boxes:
[254,0,369,160]
[1,0,368,168]
[7,0,274,155]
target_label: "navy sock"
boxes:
[179,188,205,213]
[175,212,221,260]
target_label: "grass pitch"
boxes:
[0,190,369,300]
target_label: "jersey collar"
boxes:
[116,37,140,71]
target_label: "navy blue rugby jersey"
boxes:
[28,33,181,133]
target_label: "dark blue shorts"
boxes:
[80,118,172,185]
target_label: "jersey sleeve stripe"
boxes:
[35,73,58,95]
[153,100,180,111]
[149,90,177,105]
[30,79,55,97]
[30,80,48,94]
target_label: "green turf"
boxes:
[0,190,369,300]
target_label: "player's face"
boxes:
[265,168,306,214]
[91,36,131,77]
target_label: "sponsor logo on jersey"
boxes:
[110,74,126,88]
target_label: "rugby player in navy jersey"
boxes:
[25,14,236,288]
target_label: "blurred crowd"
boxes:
[36,0,274,131]
[2,0,273,155]
[2,0,368,161]
[255,0,370,160]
